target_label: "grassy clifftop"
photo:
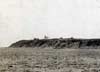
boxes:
[10,38,100,48]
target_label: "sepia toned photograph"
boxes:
[0,0,100,72]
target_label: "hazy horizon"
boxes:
[0,0,100,47]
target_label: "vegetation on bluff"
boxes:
[10,37,100,48]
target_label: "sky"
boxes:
[0,0,100,47]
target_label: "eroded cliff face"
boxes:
[10,38,100,48]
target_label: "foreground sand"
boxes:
[0,48,100,72]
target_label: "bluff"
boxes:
[10,38,100,48]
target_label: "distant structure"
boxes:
[60,37,63,39]
[70,37,74,39]
[44,35,49,39]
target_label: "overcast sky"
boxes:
[0,0,100,47]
